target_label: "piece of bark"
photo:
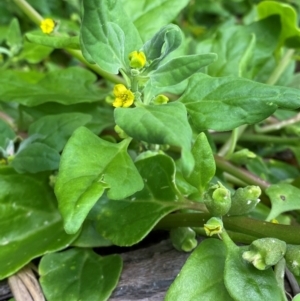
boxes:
[109,239,190,301]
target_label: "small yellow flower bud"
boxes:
[112,84,135,108]
[153,94,169,105]
[204,217,223,237]
[40,18,56,34]
[129,51,146,69]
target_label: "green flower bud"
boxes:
[153,94,169,105]
[242,238,286,270]
[204,217,223,237]
[204,182,231,217]
[129,51,146,69]
[228,185,261,216]
[170,227,197,252]
[285,244,300,276]
[228,148,256,165]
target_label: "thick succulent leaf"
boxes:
[165,239,233,301]
[11,142,60,173]
[122,0,190,41]
[80,0,142,73]
[55,127,144,234]
[141,24,182,71]
[0,168,77,280]
[185,132,216,196]
[0,67,102,106]
[266,183,300,221]
[26,32,80,49]
[39,248,122,301]
[114,102,194,175]
[179,73,300,131]
[95,155,186,246]
[257,1,300,48]
[224,239,283,301]
[28,113,92,152]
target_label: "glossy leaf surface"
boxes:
[39,248,122,301]
[80,0,142,73]
[165,239,233,301]
[266,183,300,221]
[0,68,102,106]
[28,113,92,152]
[0,168,76,280]
[115,102,194,175]
[55,127,144,234]
[179,73,300,131]
[95,155,185,246]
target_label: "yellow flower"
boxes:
[112,84,135,108]
[129,51,146,69]
[40,18,55,34]
[204,217,223,237]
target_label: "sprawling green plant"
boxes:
[1,0,300,300]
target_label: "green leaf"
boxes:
[0,168,77,280]
[11,142,60,174]
[123,0,190,41]
[141,24,182,71]
[26,32,80,49]
[165,239,233,301]
[0,67,102,106]
[257,1,300,49]
[80,0,142,74]
[0,119,15,148]
[224,239,283,301]
[148,53,217,90]
[265,183,300,221]
[114,102,194,175]
[28,113,92,152]
[6,18,22,54]
[18,40,53,64]
[186,132,216,196]
[22,102,114,135]
[201,16,280,78]
[55,126,144,234]
[179,73,300,131]
[39,248,122,301]
[134,154,180,201]
[71,219,112,248]
[95,167,185,247]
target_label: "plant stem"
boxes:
[211,132,300,146]
[12,0,42,25]
[218,125,247,157]
[214,154,270,191]
[66,49,124,84]
[256,112,300,133]
[12,0,124,84]
[266,49,295,86]
[156,213,300,244]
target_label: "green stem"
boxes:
[194,227,256,244]
[12,0,124,84]
[66,49,124,84]
[218,125,247,157]
[266,49,295,86]
[214,154,270,191]
[255,112,300,133]
[12,0,42,25]
[211,132,300,146]
[156,213,300,244]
